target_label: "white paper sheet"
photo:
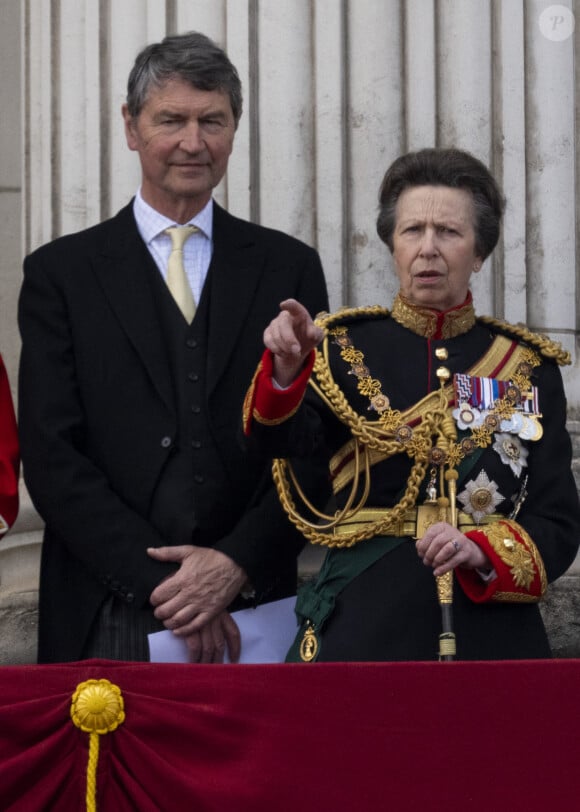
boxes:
[148,595,298,664]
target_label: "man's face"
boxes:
[123,77,236,218]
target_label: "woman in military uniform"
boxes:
[243,148,580,662]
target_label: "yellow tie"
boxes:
[164,225,198,323]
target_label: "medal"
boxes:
[299,622,319,662]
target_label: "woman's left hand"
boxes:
[415,522,491,577]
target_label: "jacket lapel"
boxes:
[92,204,175,413]
[206,204,267,395]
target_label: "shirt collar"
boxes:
[132,189,214,245]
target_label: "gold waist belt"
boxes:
[333,505,503,538]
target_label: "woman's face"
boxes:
[391,185,482,311]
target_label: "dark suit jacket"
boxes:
[18,201,329,662]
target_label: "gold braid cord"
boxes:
[272,305,455,548]
[478,315,571,366]
[272,306,554,548]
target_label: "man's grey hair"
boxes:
[126,31,243,126]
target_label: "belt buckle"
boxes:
[415,503,447,538]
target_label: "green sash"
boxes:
[286,536,406,662]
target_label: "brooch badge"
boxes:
[457,470,504,523]
[492,433,529,476]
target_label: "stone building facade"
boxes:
[0,0,579,662]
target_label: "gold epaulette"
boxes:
[478,315,571,366]
[315,309,570,365]
[314,305,390,331]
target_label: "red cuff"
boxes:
[456,520,546,604]
[242,349,315,436]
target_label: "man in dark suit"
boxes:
[18,31,328,664]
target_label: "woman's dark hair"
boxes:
[376,148,506,260]
[126,31,243,126]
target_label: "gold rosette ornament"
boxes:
[71,679,125,812]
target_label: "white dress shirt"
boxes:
[132,190,213,305]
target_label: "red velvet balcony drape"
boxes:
[1,659,579,811]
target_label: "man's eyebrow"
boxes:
[153,108,184,118]
[153,107,229,120]
[199,109,229,119]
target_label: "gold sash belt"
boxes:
[333,506,503,538]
